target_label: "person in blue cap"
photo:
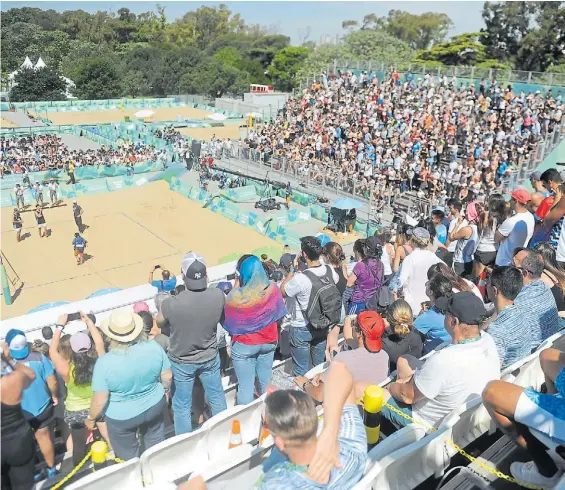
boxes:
[5,329,59,481]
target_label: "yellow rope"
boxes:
[50,450,93,490]
[379,400,547,490]
[48,449,126,490]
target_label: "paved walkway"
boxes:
[60,133,102,151]
[0,111,44,127]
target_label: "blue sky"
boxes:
[1,1,486,45]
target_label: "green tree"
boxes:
[342,20,359,31]
[121,70,151,97]
[344,29,415,62]
[377,10,453,50]
[515,3,565,72]
[268,46,309,90]
[413,32,491,66]
[10,66,67,101]
[0,22,44,72]
[41,30,71,69]
[481,2,534,64]
[213,46,243,67]
[179,59,248,98]
[73,57,121,99]
[60,40,109,77]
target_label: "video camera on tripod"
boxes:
[254,172,282,212]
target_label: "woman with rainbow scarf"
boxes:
[224,255,287,405]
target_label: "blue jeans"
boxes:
[170,354,227,434]
[231,342,277,405]
[381,397,413,429]
[290,325,327,376]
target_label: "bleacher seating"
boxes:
[65,458,143,490]
[140,428,209,485]
[5,240,563,490]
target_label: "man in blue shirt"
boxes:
[431,209,448,245]
[149,265,177,293]
[259,361,366,489]
[6,329,59,480]
[72,232,87,265]
[485,266,531,369]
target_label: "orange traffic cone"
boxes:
[228,419,242,449]
[478,270,487,300]
[258,386,277,447]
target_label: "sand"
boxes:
[1,118,19,128]
[179,125,244,141]
[29,107,218,125]
[0,181,277,319]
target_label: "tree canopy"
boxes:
[10,66,67,102]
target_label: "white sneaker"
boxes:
[510,461,563,488]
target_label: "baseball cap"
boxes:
[357,311,386,353]
[365,236,382,256]
[511,188,531,205]
[530,171,542,181]
[70,331,92,353]
[133,301,150,314]
[412,227,431,245]
[5,329,29,360]
[436,292,487,326]
[216,281,233,294]
[279,253,295,269]
[181,252,207,289]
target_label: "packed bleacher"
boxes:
[206,71,563,209]
[0,133,162,176]
[3,169,565,489]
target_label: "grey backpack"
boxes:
[300,266,342,330]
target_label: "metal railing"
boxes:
[296,59,565,92]
[507,122,565,190]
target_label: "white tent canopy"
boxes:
[35,57,46,69]
[21,56,33,69]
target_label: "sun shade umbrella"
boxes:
[331,197,364,210]
[207,113,228,121]
[134,109,155,118]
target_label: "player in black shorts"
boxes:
[12,208,22,243]
[35,205,47,238]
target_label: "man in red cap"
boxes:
[295,310,389,402]
[494,188,535,266]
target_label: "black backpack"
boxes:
[299,266,342,330]
[364,262,394,313]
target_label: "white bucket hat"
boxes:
[101,309,144,343]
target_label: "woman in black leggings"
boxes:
[1,343,37,490]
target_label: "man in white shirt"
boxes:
[495,188,535,266]
[280,236,340,376]
[380,292,500,428]
[33,181,44,206]
[397,227,444,315]
[48,179,58,205]
[439,199,465,268]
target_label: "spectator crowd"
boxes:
[1,72,565,490]
[0,133,163,177]
[206,71,563,211]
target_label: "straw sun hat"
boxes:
[101,309,144,343]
